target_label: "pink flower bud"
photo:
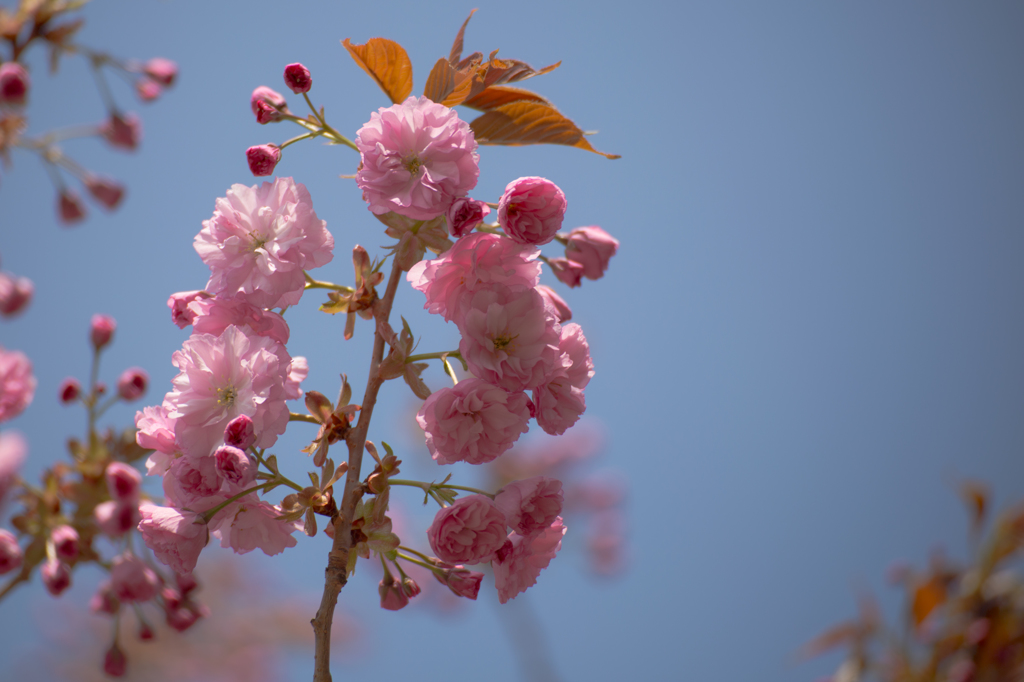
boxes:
[104,642,127,677]
[90,314,116,349]
[135,78,162,102]
[378,573,410,611]
[0,62,30,106]
[51,525,80,561]
[143,58,177,87]
[166,290,210,329]
[401,577,421,599]
[564,226,618,280]
[41,557,72,596]
[214,445,256,489]
[95,382,107,396]
[446,197,491,238]
[101,112,141,151]
[224,414,256,450]
[95,500,140,537]
[0,273,33,317]
[548,257,584,288]
[116,368,148,401]
[58,190,86,225]
[176,572,199,596]
[433,564,483,599]
[283,63,312,94]
[85,176,125,210]
[246,144,281,177]
[250,86,286,123]
[165,598,205,631]
[0,529,22,574]
[536,284,571,323]
[106,462,141,502]
[58,376,81,403]
[110,553,160,602]
[497,176,567,245]
[90,580,119,614]
[138,621,155,640]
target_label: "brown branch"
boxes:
[311,259,404,682]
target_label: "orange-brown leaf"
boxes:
[911,577,947,629]
[798,621,862,660]
[462,85,552,111]
[342,37,413,104]
[479,56,561,89]
[470,101,620,159]
[423,58,474,106]
[959,479,989,532]
[448,8,477,65]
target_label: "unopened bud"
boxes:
[401,577,421,598]
[89,580,119,614]
[51,525,80,561]
[224,414,255,450]
[103,642,127,677]
[94,500,140,537]
[138,621,155,641]
[105,462,141,502]
[378,573,409,611]
[58,190,86,225]
[0,62,29,106]
[0,529,22,575]
[250,86,287,123]
[143,58,177,87]
[166,290,210,329]
[90,314,116,349]
[283,63,312,94]
[135,78,162,102]
[246,144,281,177]
[0,273,33,317]
[101,112,141,151]
[116,367,148,401]
[85,176,125,210]
[548,257,584,288]
[536,284,572,323]
[41,557,72,596]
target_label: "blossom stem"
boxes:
[289,412,321,425]
[279,132,320,150]
[301,92,359,152]
[396,552,442,573]
[303,275,354,293]
[199,481,276,523]
[388,478,495,500]
[405,350,462,364]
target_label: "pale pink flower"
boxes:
[134,404,180,476]
[110,553,160,602]
[138,503,208,574]
[106,462,142,502]
[495,477,564,539]
[0,529,22,574]
[498,177,566,245]
[0,62,30,106]
[246,144,281,177]
[95,500,140,537]
[456,286,565,392]
[356,95,479,220]
[427,495,510,565]
[533,323,593,435]
[283,63,312,94]
[446,197,491,238]
[416,379,532,465]
[50,525,80,561]
[143,57,177,87]
[548,257,584,288]
[214,445,256,491]
[407,232,541,322]
[163,455,223,510]
[189,294,291,346]
[41,557,72,596]
[492,517,566,604]
[0,430,26,506]
[0,272,33,317]
[90,314,116,349]
[565,226,619,280]
[0,346,35,422]
[116,367,148,401]
[211,498,298,556]
[101,112,141,151]
[557,323,594,389]
[164,325,292,457]
[194,177,334,309]
[536,284,571,323]
[167,290,211,329]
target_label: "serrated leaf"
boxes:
[911,577,947,629]
[462,85,552,112]
[342,37,413,104]
[423,57,474,106]
[448,9,477,65]
[477,54,561,89]
[470,101,620,159]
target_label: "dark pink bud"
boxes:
[175,572,198,596]
[165,599,206,631]
[224,414,255,450]
[143,58,177,87]
[41,558,72,596]
[101,112,141,151]
[250,86,286,123]
[85,176,125,210]
[0,273,33,317]
[446,197,491,238]
[51,525,80,561]
[214,445,256,488]
[0,529,22,575]
[58,190,86,225]
[116,367,148,401]
[401,577,421,599]
[378,574,409,610]
[105,462,141,502]
[166,290,210,329]
[110,553,160,602]
[283,63,312,94]
[433,565,483,600]
[103,642,127,677]
[548,257,584,288]
[138,621,155,641]
[135,78,162,102]
[0,62,29,106]
[95,500,140,537]
[95,382,107,396]
[90,314,116,349]
[246,144,281,177]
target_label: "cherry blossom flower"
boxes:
[427,495,510,565]
[548,257,584,288]
[536,284,572,323]
[163,455,223,510]
[378,573,411,610]
[51,525,80,561]
[494,476,564,539]
[533,323,594,435]
[214,445,256,491]
[492,517,566,604]
[166,290,211,329]
[416,378,532,465]
[283,63,312,93]
[134,404,180,475]
[0,346,35,423]
[188,294,291,346]
[116,367,148,401]
[356,95,479,220]
[110,553,160,602]
[194,177,334,309]
[497,177,567,245]
[446,197,491,238]
[0,430,26,506]
[564,226,619,280]
[137,503,208,574]
[224,414,256,450]
[41,557,72,596]
[95,500,140,537]
[211,498,298,556]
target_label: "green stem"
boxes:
[398,545,434,564]
[405,350,462,364]
[389,479,495,499]
[289,412,321,425]
[199,481,277,523]
[396,552,443,573]
[251,451,304,492]
[279,132,320,150]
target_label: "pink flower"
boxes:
[0,272,33,317]
[41,557,72,596]
[0,62,30,106]
[283,63,312,94]
[492,517,566,604]
[116,367,148,401]
[106,462,142,502]
[214,445,256,491]
[50,525,80,561]
[211,498,298,556]
[143,57,177,87]
[224,414,255,450]
[110,553,160,602]
[565,226,618,280]
[427,495,510,565]
[548,257,584,288]
[163,455,223,510]
[497,177,566,245]
[533,323,593,435]
[90,314,116,349]
[0,346,35,423]
[138,503,208,574]
[0,430,26,506]
[356,95,479,220]
[432,564,484,600]
[101,112,141,151]
[134,404,179,473]
[246,144,281,177]
[194,177,334,309]
[446,197,491,238]
[189,294,291,346]
[407,232,541,322]
[164,326,293,457]
[85,176,125,210]
[251,86,287,123]
[456,286,565,392]
[495,477,564,539]
[536,285,571,323]
[417,379,532,465]
[57,190,86,225]
[103,643,127,677]
[95,500,140,537]
[0,529,22,574]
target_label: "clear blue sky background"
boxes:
[2,2,1024,680]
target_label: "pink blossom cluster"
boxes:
[425,476,566,603]
[0,261,33,317]
[0,346,35,423]
[136,177,334,572]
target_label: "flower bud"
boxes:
[0,62,30,106]
[101,112,141,151]
[90,314,116,349]
[0,529,22,575]
[378,573,410,610]
[214,445,256,489]
[143,58,177,87]
[58,190,86,225]
[548,257,584,288]
[85,176,125,210]
[497,176,567,245]
[51,525,80,561]
[224,414,255,450]
[401,576,421,599]
[166,290,210,329]
[433,565,483,600]
[246,144,281,177]
[250,86,286,123]
[41,557,72,596]
[103,642,127,677]
[95,500,140,537]
[90,580,119,614]
[135,78,162,102]
[110,553,160,602]
[0,273,33,317]
[564,226,619,280]
[116,367,148,401]
[138,621,155,641]
[105,462,141,502]
[283,63,312,94]
[445,197,491,238]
